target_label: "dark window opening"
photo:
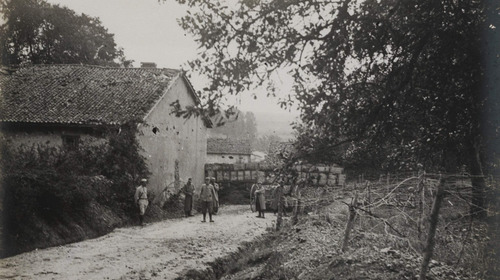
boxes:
[62,135,80,150]
[228,156,234,159]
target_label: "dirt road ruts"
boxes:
[0,205,273,280]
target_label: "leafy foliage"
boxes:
[174,0,499,169]
[0,0,133,67]
[253,134,282,153]
[99,123,151,211]
[174,0,500,214]
[0,124,150,255]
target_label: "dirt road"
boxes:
[0,205,273,280]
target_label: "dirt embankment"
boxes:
[177,191,488,280]
[0,205,272,280]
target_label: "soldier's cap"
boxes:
[141,178,147,182]
[205,177,210,180]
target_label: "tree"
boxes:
[209,109,258,145]
[244,111,258,144]
[174,0,499,216]
[0,0,132,67]
[253,133,282,153]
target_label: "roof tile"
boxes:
[0,65,183,125]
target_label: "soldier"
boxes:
[211,177,220,214]
[134,178,149,226]
[199,177,216,222]
[253,182,266,218]
[181,178,195,217]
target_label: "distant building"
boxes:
[206,138,252,164]
[0,64,212,198]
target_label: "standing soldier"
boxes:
[252,182,266,218]
[211,177,220,214]
[134,178,149,226]
[181,178,195,217]
[200,177,216,222]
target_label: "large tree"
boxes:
[0,0,132,67]
[209,109,258,144]
[175,0,498,214]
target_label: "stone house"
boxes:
[206,138,252,164]
[0,64,211,197]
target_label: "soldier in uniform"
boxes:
[251,182,266,218]
[134,178,149,226]
[199,177,216,222]
[211,177,220,214]
[181,178,195,217]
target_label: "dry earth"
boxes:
[0,205,273,280]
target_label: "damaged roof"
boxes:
[207,138,252,155]
[0,64,205,126]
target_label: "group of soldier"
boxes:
[181,177,220,222]
[133,176,220,226]
[134,176,293,226]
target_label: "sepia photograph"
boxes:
[0,0,499,279]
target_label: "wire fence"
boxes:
[275,171,499,279]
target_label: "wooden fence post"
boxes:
[418,176,426,238]
[276,183,284,231]
[292,181,301,225]
[292,192,301,225]
[419,177,446,280]
[367,181,371,214]
[341,193,358,252]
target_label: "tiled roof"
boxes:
[0,64,190,125]
[207,138,252,155]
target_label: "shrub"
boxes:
[0,123,151,256]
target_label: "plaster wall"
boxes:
[138,77,208,198]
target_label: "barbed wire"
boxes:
[271,171,497,212]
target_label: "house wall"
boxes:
[138,77,208,199]
[0,127,105,149]
[206,153,251,164]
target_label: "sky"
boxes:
[44,0,300,120]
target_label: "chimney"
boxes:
[140,62,157,68]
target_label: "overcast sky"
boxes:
[44,0,300,119]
